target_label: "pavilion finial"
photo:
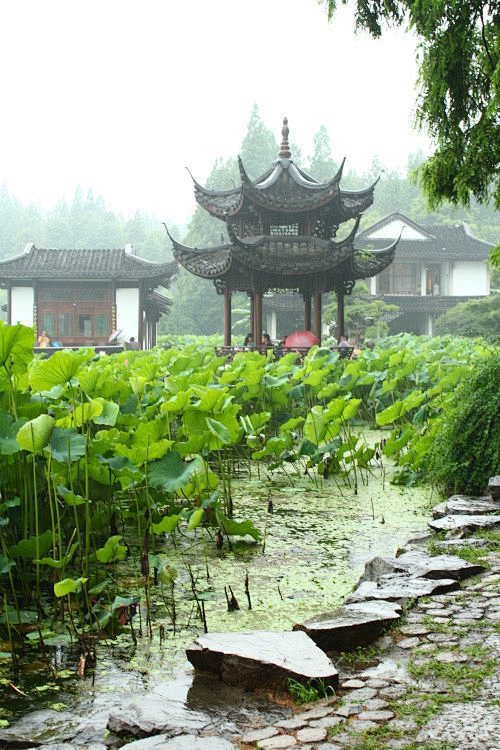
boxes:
[279,117,291,159]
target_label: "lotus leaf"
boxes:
[54,577,88,597]
[29,349,90,391]
[187,508,204,530]
[0,413,26,455]
[96,535,127,563]
[48,427,86,464]
[17,414,55,452]
[148,451,204,492]
[151,514,179,534]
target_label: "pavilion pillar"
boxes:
[253,291,262,350]
[313,292,322,344]
[224,286,232,346]
[336,289,345,341]
[249,293,254,339]
[304,293,311,331]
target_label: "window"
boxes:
[78,315,92,336]
[94,314,109,336]
[58,313,73,337]
[270,224,299,236]
[41,313,56,336]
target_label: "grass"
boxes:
[285,677,335,704]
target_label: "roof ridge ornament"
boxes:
[279,117,291,159]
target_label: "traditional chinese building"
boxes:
[360,212,492,335]
[0,244,176,348]
[169,118,397,345]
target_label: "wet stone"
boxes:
[363,698,389,710]
[308,715,344,729]
[124,737,236,750]
[366,549,486,581]
[335,704,363,717]
[186,631,338,690]
[357,710,395,722]
[397,637,420,649]
[427,633,458,643]
[364,678,390,688]
[345,574,459,606]
[433,496,500,517]
[379,686,407,700]
[258,736,297,749]
[428,513,500,533]
[348,720,379,732]
[294,600,401,652]
[399,625,429,636]
[275,718,308,731]
[294,706,333,721]
[342,687,377,702]
[296,727,328,742]
[340,678,365,689]
[435,651,469,663]
[417,701,500,748]
[241,727,279,744]
[390,718,418,732]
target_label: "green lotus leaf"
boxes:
[48,427,86,463]
[10,530,54,559]
[304,405,326,446]
[29,349,89,391]
[342,398,362,420]
[0,413,26,455]
[206,417,230,445]
[17,414,55,452]
[151,514,179,534]
[92,398,119,426]
[96,535,127,564]
[0,322,35,380]
[148,451,204,492]
[54,577,87,597]
[187,508,204,530]
[376,401,404,426]
[217,514,261,541]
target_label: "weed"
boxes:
[285,676,335,704]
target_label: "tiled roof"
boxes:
[359,214,492,260]
[0,246,177,285]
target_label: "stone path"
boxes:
[235,548,500,750]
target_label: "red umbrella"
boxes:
[285,330,320,348]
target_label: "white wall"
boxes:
[451,262,489,296]
[116,287,139,341]
[11,286,34,326]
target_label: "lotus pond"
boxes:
[0,326,489,735]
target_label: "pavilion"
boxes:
[169,118,397,346]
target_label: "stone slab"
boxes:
[432,496,499,518]
[293,599,401,651]
[428,514,500,534]
[359,550,485,582]
[124,737,236,750]
[488,475,500,500]
[186,631,338,690]
[345,574,459,605]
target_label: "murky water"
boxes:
[0,460,436,745]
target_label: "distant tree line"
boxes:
[0,103,498,336]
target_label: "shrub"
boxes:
[429,352,500,494]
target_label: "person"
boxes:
[243,332,254,349]
[261,332,272,348]
[126,336,140,351]
[337,334,350,349]
[37,330,49,347]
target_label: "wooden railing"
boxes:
[214,345,354,361]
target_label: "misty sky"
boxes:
[0,0,430,225]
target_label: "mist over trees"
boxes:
[1,104,498,335]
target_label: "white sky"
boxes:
[0,0,430,225]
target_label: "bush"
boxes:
[429,352,500,494]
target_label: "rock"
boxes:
[342,687,378,702]
[341,678,366,689]
[0,710,90,748]
[432,538,492,550]
[296,726,328,742]
[294,600,401,651]
[488,475,500,500]
[186,631,338,690]
[124,737,236,749]
[357,710,395,722]
[294,706,333,721]
[359,550,485,582]
[397,637,420,649]
[428,514,500,534]
[258,736,297,749]
[241,726,279,744]
[433,496,499,518]
[345,574,459,606]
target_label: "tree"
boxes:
[239,104,279,178]
[323,282,400,341]
[322,1,500,216]
[434,294,500,339]
[307,125,339,182]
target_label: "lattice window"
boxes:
[270,224,299,236]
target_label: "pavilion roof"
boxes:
[170,228,397,293]
[0,246,177,286]
[190,118,377,222]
